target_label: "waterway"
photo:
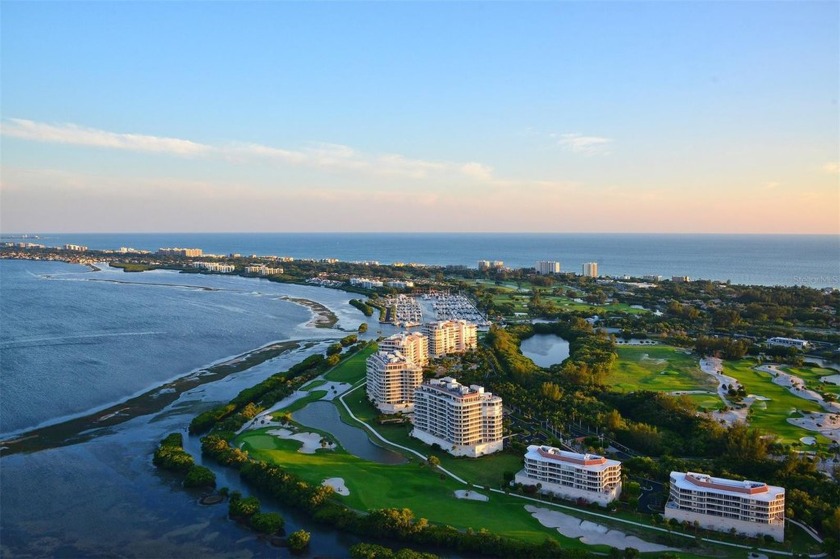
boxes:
[519,334,571,368]
[293,401,406,465]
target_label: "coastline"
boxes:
[282,296,340,329]
[0,339,302,455]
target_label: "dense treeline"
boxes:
[190,353,328,434]
[350,299,374,316]
[152,433,216,488]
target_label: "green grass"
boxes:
[609,346,717,394]
[683,393,726,412]
[300,379,327,390]
[234,427,587,547]
[723,360,831,445]
[781,365,840,397]
[324,345,377,383]
[281,390,328,413]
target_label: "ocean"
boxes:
[3,232,839,288]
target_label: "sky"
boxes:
[1,1,838,234]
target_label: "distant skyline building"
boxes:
[515,445,622,505]
[423,320,477,358]
[158,247,203,257]
[664,471,785,542]
[411,377,503,457]
[366,350,423,414]
[536,260,561,274]
[582,262,598,277]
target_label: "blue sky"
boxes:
[1,1,837,233]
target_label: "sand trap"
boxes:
[788,413,840,444]
[455,490,489,502]
[800,436,816,445]
[266,428,334,454]
[640,353,667,364]
[323,477,349,496]
[525,505,676,552]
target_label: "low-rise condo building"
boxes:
[664,471,785,542]
[423,320,477,357]
[766,337,810,351]
[380,332,429,367]
[411,377,503,457]
[515,445,622,505]
[193,262,235,273]
[244,264,284,275]
[366,351,423,414]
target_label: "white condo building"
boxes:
[411,377,503,457]
[423,320,477,358]
[766,337,810,351]
[582,262,599,278]
[536,261,561,275]
[380,332,429,367]
[664,471,785,542]
[366,351,423,414]
[515,445,622,505]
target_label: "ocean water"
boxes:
[0,259,363,437]
[4,232,838,287]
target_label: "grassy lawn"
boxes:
[300,379,327,390]
[324,345,377,383]
[234,427,589,548]
[723,360,831,445]
[683,393,726,412]
[281,390,328,413]
[781,365,840,397]
[609,346,717,394]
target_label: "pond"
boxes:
[520,334,570,368]
[293,401,407,465]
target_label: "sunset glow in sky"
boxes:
[1,2,838,234]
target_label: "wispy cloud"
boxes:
[823,161,839,175]
[1,118,212,156]
[1,118,491,182]
[552,132,614,155]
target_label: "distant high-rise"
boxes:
[582,262,598,277]
[477,260,491,271]
[536,260,561,275]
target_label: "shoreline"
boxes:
[0,339,303,456]
[281,296,340,329]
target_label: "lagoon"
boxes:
[520,334,571,368]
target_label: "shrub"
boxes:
[184,465,216,488]
[287,529,311,553]
[250,511,284,534]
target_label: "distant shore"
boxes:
[0,339,303,455]
[282,296,339,328]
